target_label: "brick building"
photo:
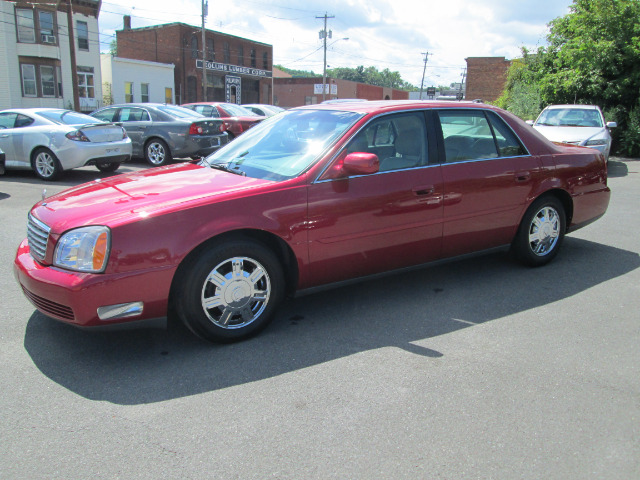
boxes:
[274,76,409,108]
[465,57,511,103]
[116,18,272,105]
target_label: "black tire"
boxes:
[144,138,172,166]
[512,195,566,267]
[96,162,120,173]
[175,240,285,343]
[31,148,62,181]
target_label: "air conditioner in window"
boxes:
[41,34,56,44]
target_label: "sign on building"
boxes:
[314,84,338,95]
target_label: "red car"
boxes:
[182,102,265,139]
[14,101,610,343]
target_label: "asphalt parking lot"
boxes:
[1,157,638,479]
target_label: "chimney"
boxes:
[123,15,131,30]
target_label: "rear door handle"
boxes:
[515,171,531,182]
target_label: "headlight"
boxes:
[586,139,607,146]
[54,226,110,273]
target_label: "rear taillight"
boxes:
[219,124,226,133]
[189,123,204,135]
[65,130,90,142]
[121,127,128,139]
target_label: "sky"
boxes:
[97,0,575,88]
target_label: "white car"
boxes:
[0,108,132,180]
[529,104,617,160]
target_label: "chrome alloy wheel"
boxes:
[528,206,561,256]
[201,256,271,329]
[147,142,166,165]
[34,151,57,178]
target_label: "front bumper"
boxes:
[14,239,174,327]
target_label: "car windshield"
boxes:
[158,105,204,118]
[221,103,259,117]
[536,108,604,127]
[203,109,362,181]
[39,110,106,125]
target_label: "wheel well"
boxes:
[169,229,299,307]
[538,189,573,230]
[145,137,167,148]
[30,146,54,161]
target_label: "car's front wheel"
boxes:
[512,195,566,267]
[145,138,172,166]
[175,239,285,343]
[31,148,62,181]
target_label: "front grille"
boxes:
[27,214,50,262]
[21,286,75,321]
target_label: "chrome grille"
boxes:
[27,214,50,262]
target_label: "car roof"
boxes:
[98,103,172,109]
[293,99,502,114]
[543,104,600,111]
[0,107,71,114]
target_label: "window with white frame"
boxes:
[76,21,89,50]
[41,66,55,97]
[16,8,58,44]
[38,11,55,43]
[21,65,37,96]
[125,82,133,102]
[16,9,36,43]
[77,66,95,99]
[20,62,61,98]
[141,83,149,103]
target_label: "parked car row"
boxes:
[0,101,617,181]
[14,100,611,343]
[0,102,274,180]
[182,102,266,139]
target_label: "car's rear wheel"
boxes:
[513,195,566,267]
[145,138,172,166]
[175,240,285,343]
[96,162,120,173]
[31,148,62,181]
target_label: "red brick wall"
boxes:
[117,23,273,105]
[274,77,409,108]
[465,57,511,103]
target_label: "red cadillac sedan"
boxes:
[181,102,265,140]
[14,101,610,343]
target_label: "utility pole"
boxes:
[419,52,431,100]
[458,68,467,101]
[317,13,334,102]
[66,0,80,111]
[201,0,208,100]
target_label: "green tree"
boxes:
[499,0,640,155]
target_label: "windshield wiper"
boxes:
[209,162,246,176]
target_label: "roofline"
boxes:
[117,22,273,48]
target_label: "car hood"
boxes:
[533,125,608,144]
[32,163,276,232]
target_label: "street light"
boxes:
[322,37,348,102]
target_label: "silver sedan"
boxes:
[0,108,132,180]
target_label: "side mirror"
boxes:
[525,120,534,126]
[606,121,617,128]
[343,152,379,175]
